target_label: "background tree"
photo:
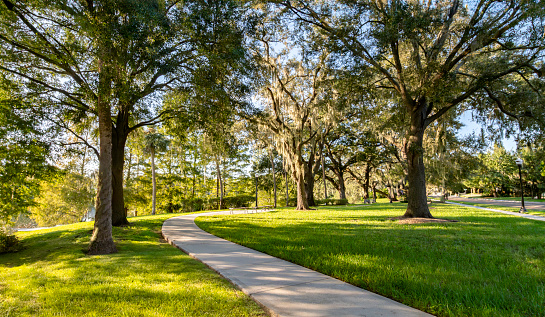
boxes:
[277,0,545,218]
[0,0,252,254]
[31,172,95,226]
[0,81,53,225]
[252,43,340,209]
[144,132,170,216]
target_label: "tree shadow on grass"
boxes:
[1,217,266,316]
[1,244,261,316]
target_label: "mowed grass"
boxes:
[0,214,266,317]
[196,203,545,317]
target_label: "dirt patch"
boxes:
[389,216,459,224]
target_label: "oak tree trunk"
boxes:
[88,60,117,255]
[304,166,316,207]
[403,102,433,218]
[295,170,310,210]
[363,164,371,199]
[336,170,347,200]
[111,126,129,226]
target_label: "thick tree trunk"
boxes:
[403,103,433,218]
[88,61,117,255]
[363,164,371,199]
[303,140,322,207]
[304,166,316,206]
[293,148,310,210]
[295,170,310,210]
[337,171,347,200]
[151,147,156,215]
[386,180,397,202]
[111,125,129,226]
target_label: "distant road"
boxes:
[448,197,545,211]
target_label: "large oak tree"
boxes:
[276,0,545,217]
[0,0,250,253]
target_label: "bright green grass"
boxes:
[453,201,545,216]
[196,204,545,317]
[0,214,266,317]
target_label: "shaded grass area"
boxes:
[453,201,545,216]
[0,214,266,317]
[196,204,545,317]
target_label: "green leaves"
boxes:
[0,89,54,223]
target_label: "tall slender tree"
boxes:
[144,132,170,216]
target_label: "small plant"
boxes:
[334,199,348,205]
[0,229,21,254]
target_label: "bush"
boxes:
[315,199,333,205]
[316,198,348,205]
[223,195,255,208]
[207,195,256,210]
[0,230,21,254]
[179,198,204,212]
[288,198,297,207]
[176,195,256,212]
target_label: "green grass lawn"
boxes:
[0,214,266,317]
[196,203,545,317]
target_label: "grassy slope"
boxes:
[196,204,545,317]
[0,214,266,317]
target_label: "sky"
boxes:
[458,111,517,152]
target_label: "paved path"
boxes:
[446,198,545,222]
[448,197,545,211]
[162,210,432,317]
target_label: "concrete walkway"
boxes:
[448,197,545,211]
[162,210,432,317]
[446,199,545,222]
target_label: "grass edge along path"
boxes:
[449,200,545,217]
[196,203,545,317]
[0,214,267,317]
[466,196,545,203]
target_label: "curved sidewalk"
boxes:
[448,197,545,212]
[162,210,432,317]
[446,200,545,222]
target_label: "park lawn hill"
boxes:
[0,214,266,317]
[196,203,545,317]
